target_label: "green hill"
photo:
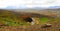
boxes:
[0,9,29,26]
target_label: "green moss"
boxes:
[40,17,49,23]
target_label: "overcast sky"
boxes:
[0,0,60,9]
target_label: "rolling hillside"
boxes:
[13,9,60,17]
[0,9,60,31]
[0,9,26,26]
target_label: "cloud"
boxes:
[6,5,28,9]
[0,0,60,9]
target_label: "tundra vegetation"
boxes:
[0,9,60,26]
[0,9,60,31]
[0,10,59,26]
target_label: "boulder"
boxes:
[41,23,52,28]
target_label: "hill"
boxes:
[0,9,26,26]
[0,9,60,31]
[12,9,60,17]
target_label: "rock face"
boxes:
[24,17,33,23]
[20,14,32,22]
[41,23,52,28]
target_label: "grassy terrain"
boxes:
[0,10,30,26]
[1,9,50,26]
[0,9,60,27]
[0,9,60,31]
[0,10,45,26]
[39,17,49,24]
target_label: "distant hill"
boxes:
[11,9,60,17]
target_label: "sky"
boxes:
[0,0,60,9]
